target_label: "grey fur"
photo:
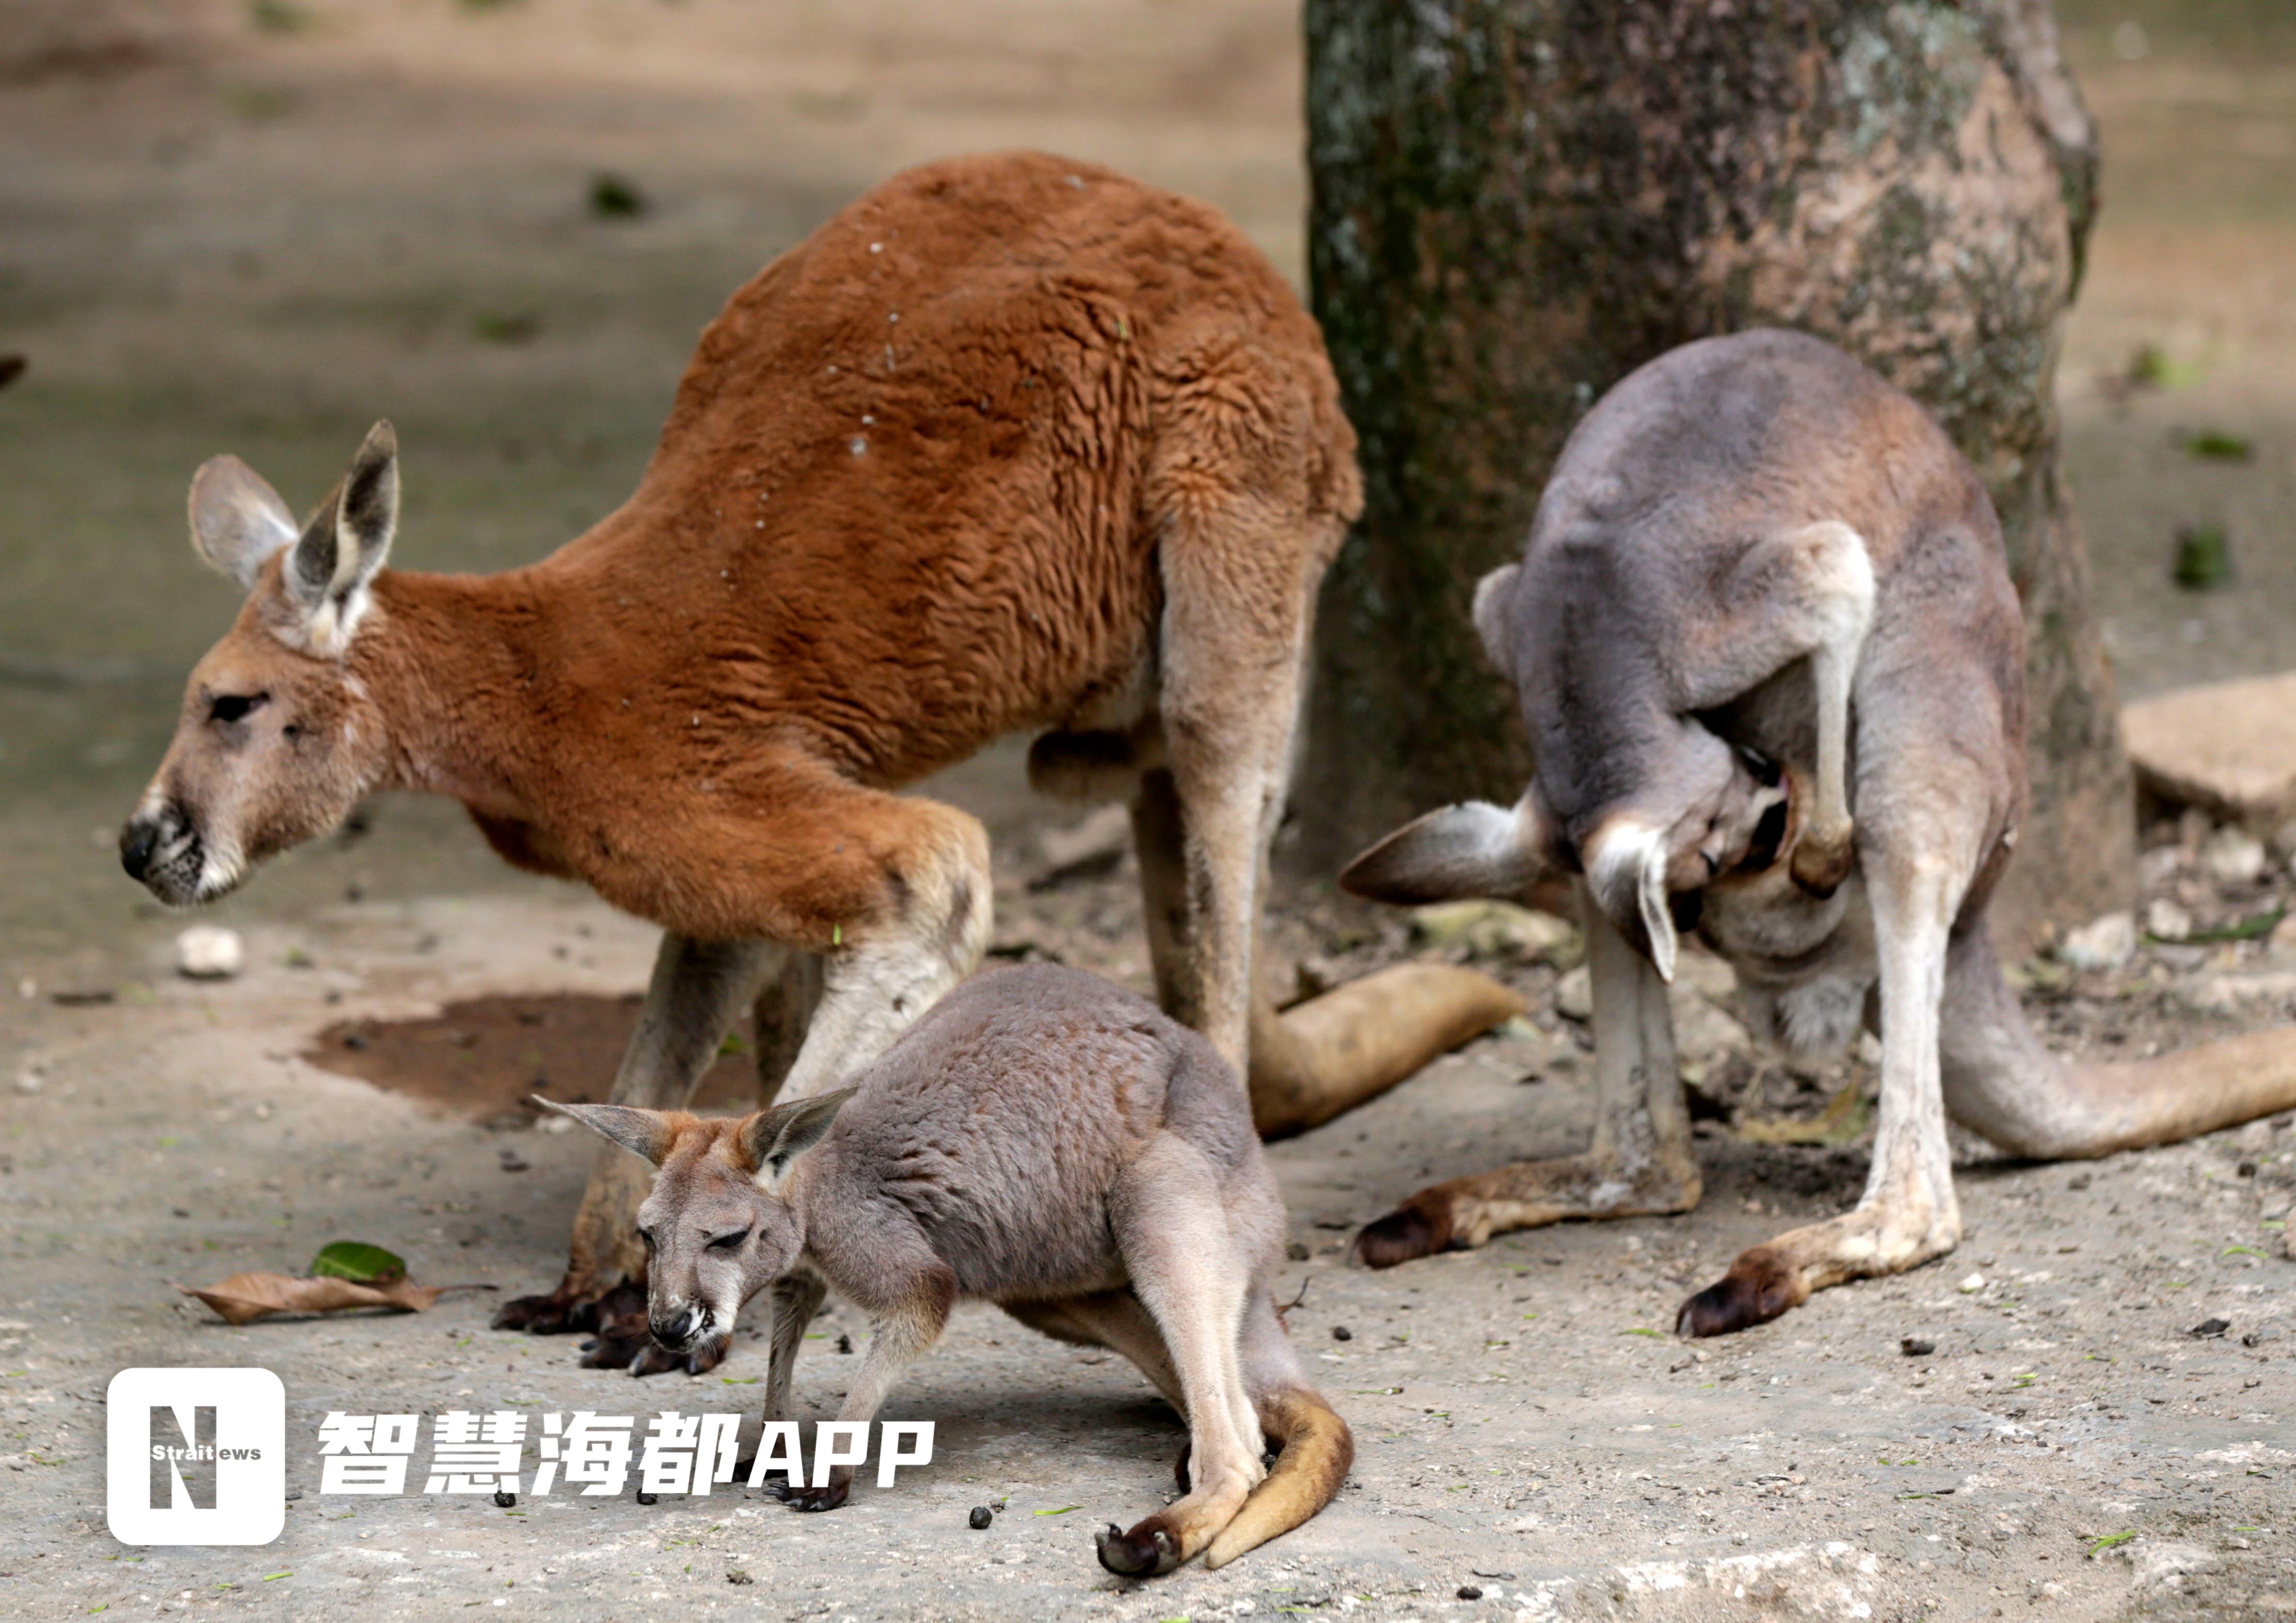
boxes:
[556,963,1349,1570]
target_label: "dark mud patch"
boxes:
[305,994,759,1127]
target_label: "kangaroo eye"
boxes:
[208,693,268,725]
[706,1229,749,1252]
[636,1226,658,1251]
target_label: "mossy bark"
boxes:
[1299,0,2130,948]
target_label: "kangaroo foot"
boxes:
[1676,1197,1957,1336]
[1354,1152,1701,1268]
[493,1272,629,1337]
[1097,1518,1182,1577]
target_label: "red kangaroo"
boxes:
[122,151,1518,1373]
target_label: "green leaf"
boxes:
[716,1032,750,1059]
[2087,1531,2137,1556]
[308,1242,407,1284]
[2223,1245,2266,1258]
[1033,1505,1082,1516]
[1619,1327,1662,1337]
[2182,429,2253,462]
[260,1571,291,1582]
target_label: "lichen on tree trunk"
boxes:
[1299,0,2130,948]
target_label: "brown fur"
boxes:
[124,152,1517,1370]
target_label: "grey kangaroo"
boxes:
[548,963,1353,1575]
[1340,327,2296,1335]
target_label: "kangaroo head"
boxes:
[1579,720,1789,981]
[1343,718,1788,984]
[543,1090,854,1363]
[120,423,401,905]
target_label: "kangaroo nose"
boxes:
[119,817,162,881]
[653,1305,700,1348]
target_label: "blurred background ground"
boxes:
[1,2,2292,1618]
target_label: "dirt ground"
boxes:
[2,1,2292,1619]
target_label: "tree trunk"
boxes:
[1299,0,2130,949]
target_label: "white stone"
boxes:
[1554,965,1593,1021]
[1036,804,1130,872]
[2147,899,2194,942]
[2058,912,2136,971]
[175,925,246,980]
[1411,899,1581,965]
[1957,1272,1986,1293]
[2201,827,2268,886]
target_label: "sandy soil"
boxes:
[2,1,2292,1618]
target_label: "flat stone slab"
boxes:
[2123,670,2296,823]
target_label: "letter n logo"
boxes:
[150,1405,218,1511]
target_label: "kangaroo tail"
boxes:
[1203,1386,1354,1570]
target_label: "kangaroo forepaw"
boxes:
[780,1477,849,1513]
[1096,1519,1180,1577]
[1675,1246,1804,1337]
[1351,1200,1457,1269]
[492,1281,617,1336]
[1789,822,1854,898]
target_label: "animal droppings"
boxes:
[969,1505,993,1530]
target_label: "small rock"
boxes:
[2237,1118,2274,1152]
[2177,970,2296,1016]
[726,1568,753,1585]
[1554,966,1593,1022]
[968,1505,993,1530]
[1900,1337,1935,1357]
[492,1489,516,1508]
[176,925,246,980]
[2188,1317,2230,1338]
[2148,899,2195,942]
[539,1114,575,1135]
[2201,827,2268,886]
[2123,672,2296,825]
[836,1333,853,1354]
[1957,1272,1986,1294]
[2058,912,2136,971]
[1672,988,1751,1066]
[1411,900,1581,966]
[1285,1240,1310,1262]
[13,1065,43,1095]
[635,1491,659,1505]
[1332,1326,1353,1342]
[1035,805,1131,877]
[1457,1585,1484,1601]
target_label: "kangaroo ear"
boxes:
[1471,562,1523,680]
[285,421,397,654]
[534,1098,677,1167]
[739,1088,855,1191]
[188,455,299,591]
[1340,798,1550,905]
[1584,818,1677,984]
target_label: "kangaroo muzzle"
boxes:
[119,801,204,905]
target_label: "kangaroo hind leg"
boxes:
[1353,886,1698,1266]
[1096,1135,1264,1576]
[1199,1293,1355,1569]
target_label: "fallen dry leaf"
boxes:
[179,1271,443,1326]
[1734,1083,1871,1147]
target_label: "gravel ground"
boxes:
[1,793,2289,1622]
